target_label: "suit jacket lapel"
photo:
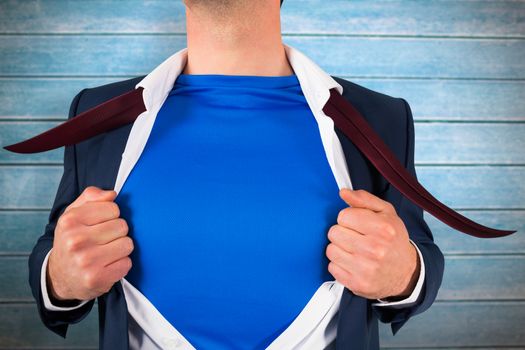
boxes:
[94,122,136,191]
[332,124,375,350]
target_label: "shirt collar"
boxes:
[134,43,343,114]
[115,42,352,195]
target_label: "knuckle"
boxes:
[381,221,396,237]
[336,211,343,225]
[327,225,339,241]
[325,243,336,260]
[58,213,76,231]
[123,237,134,255]
[75,252,91,269]
[84,186,98,196]
[328,261,335,273]
[373,246,386,261]
[64,236,82,253]
[85,185,98,193]
[326,244,342,264]
[337,208,350,225]
[81,186,98,199]
[122,257,133,274]
[328,261,338,275]
[83,271,98,290]
[109,202,120,218]
[118,218,129,235]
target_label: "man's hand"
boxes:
[326,188,420,300]
[47,186,134,302]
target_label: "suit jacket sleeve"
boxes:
[371,98,445,335]
[27,88,96,338]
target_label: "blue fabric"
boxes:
[115,73,348,349]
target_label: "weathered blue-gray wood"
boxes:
[2,122,522,164]
[1,255,523,301]
[2,165,523,209]
[2,36,524,79]
[0,304,98,348]
[437,256,525,300]
[429,211,525,254]
[1,0,523,348]
[414,123,525,165]
[415,166,525,209]
[379,301,525,347]
[2,211,523,256]
[0,166,61,209]
[0,78,110,120]
[355,79,525,122]
[2,78,524,121]
[1,0,523,37]
[0,122,63,163]
[0,211,50,254]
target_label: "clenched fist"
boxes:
[46,186,134,302]
[326,188,420,300]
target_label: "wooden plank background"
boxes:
[0,0,523,348]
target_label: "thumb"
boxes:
[339,188,394,213]
[339,188,359,207]
[64,186,117,213]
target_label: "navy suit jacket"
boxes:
[28,75,445,349]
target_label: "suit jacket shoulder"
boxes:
[75,76,146,114]
[331,75,412,195]
[72,76,145,190]
[331,75,410,152]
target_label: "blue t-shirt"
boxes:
[115,73,348,349]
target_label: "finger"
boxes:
[329,223,392,261]
[65,186,117,214]
[339,188,395,214]
[85,218,129,245]
[71,200,121,226]
[326,242,355,275]
[94,236,134,268]
[328,261,353,289]
[327,224,367,254]
[329,258,376,298]
[103,256,133,285]
[337,207,391,236]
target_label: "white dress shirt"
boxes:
[41,43,425,349]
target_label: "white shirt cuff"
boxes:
[372,239,426,307]
[41,248,90,311]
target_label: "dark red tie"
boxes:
[3,87,146,154]
[3,86,516,238]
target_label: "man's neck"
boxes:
[182,1,294,77]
